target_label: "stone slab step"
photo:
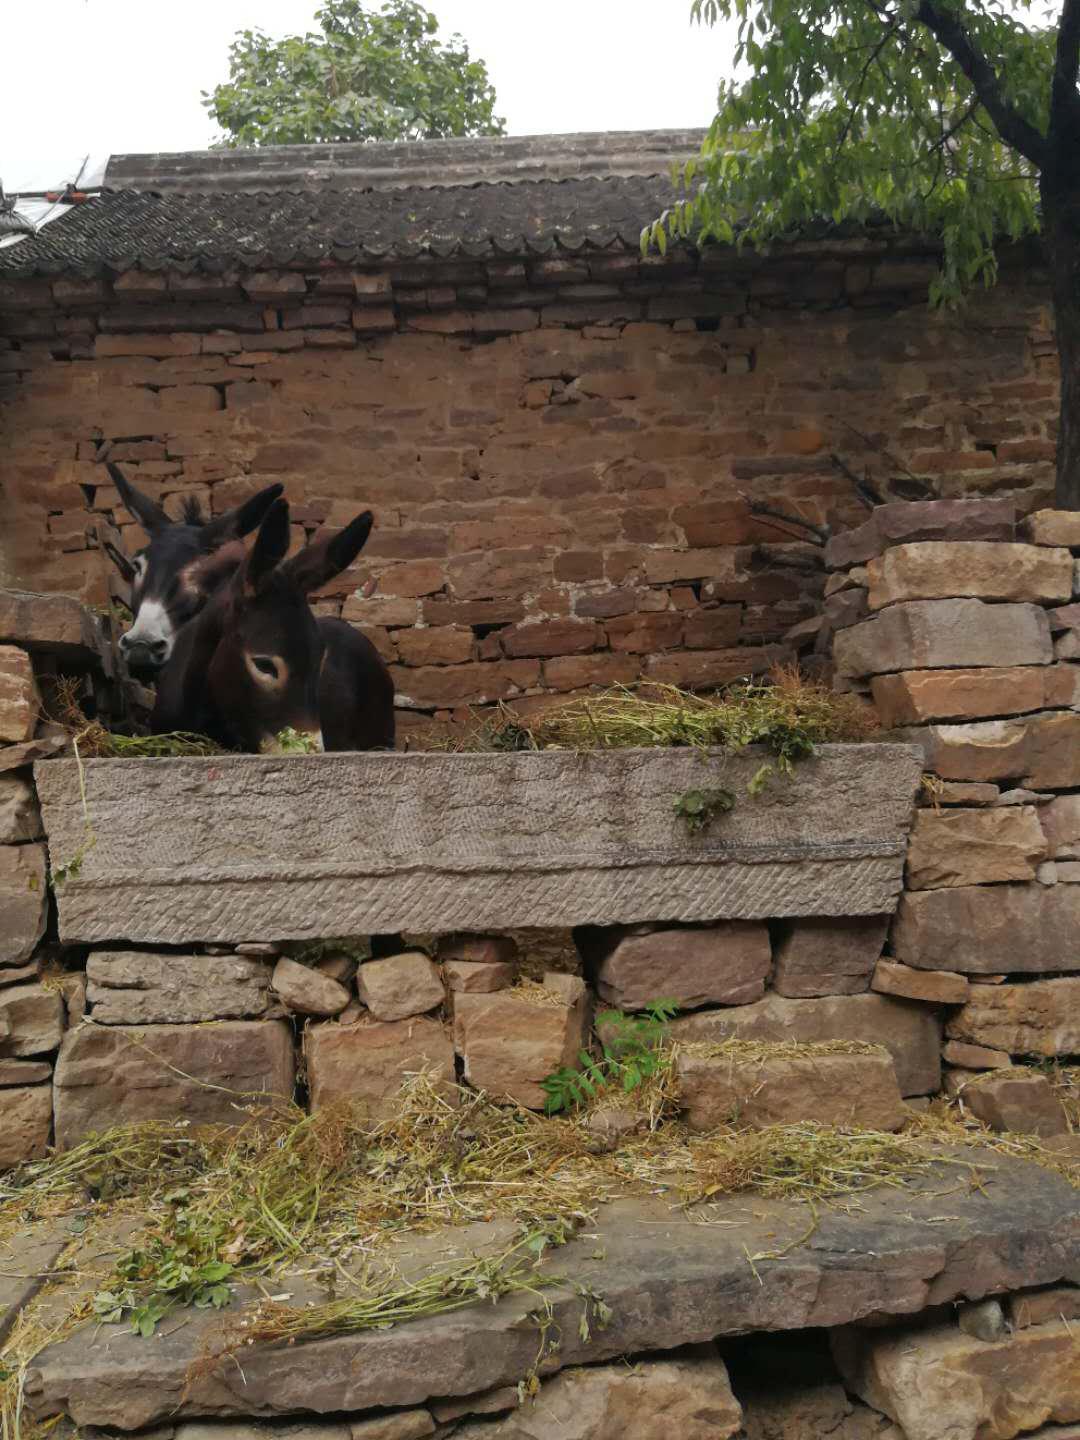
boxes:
[25,1149,1080,1430]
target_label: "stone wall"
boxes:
[830,497,1080,1139]
[3,569,1080,1440]
[0,242,1060,740]
[1,591,934,1160]
[5,502,1080,1163]
[0,591,113,1167]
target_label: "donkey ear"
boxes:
[239,499,291,596]
[199,482,285,550]
[280,511,374,595]
[103,540,137,584]
[106,462,171,534]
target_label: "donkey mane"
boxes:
[181,496,205,525]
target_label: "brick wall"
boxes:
[0,242,1061,741]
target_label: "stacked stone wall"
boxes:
[2,572,1080,1440]
[0,242,1061,740]
[831,498,1080,1137]
[0,591,113,1166]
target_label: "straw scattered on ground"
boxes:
[2,1064,1077,1423]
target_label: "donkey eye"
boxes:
[252,656,279,679]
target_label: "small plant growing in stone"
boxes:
[275,727,322,754]
[541,998,679,1115]
[94,1208,234,1336]
[673,786,736,833]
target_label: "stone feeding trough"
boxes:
[35,743,923,945]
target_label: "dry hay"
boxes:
[46,675,221,759]
[507,978,572,1009]
[438,669,878,758]
[676,1037,886,1064]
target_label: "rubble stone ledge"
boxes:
[25,1152,1080,1429]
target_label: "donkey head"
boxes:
[208,500,375,754]
[104,463,283,678]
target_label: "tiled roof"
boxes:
[0,130,702,278]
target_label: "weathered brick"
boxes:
[389,659,539,708]
[683,606,742,649]
[543,653,639,691]
[605,611,682,653]
[394,626,474,666]
[645,646,790,687]
[501,619,599,658]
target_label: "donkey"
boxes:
[102,463,284,678]
[151,498,395,753]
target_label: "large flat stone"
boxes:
[579,922,771,1011]
[453,1350,743,1439]
[900,710,1080,788]
[0,982,64,1056]
[24,1152,1080,1428]
[892,885,1080,974]
[825,500,1016,569]
[670,991,941,1096]
[905,807,1046,889]
[0,1084,52,1167]
[35,746,923,943]
[892,719,1032,783]
[871,667,1060,726]
[1022,509,1080,547]
[53,1021,296,1148]
[455,982,589,1109]
[867,542,1073,609]
[770,914,888,997]
[834,600,1051,679]
[305,1016,455,1117]
[0,773,43,843]
[959,1072,1069,1138]
[1041,794,1080,857]
[675,1047,906,1132]
[0,1222,69,1342]
[0,645,40,743]
[946,978,1080,1057]
[86,950,278,1024]
[1023,711,1080,789]
[833,1316,1080,1440]
[0,841,47,964]
[0,589,109,669]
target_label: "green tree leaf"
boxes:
[204,0,505,146]
[655,0,1080,507]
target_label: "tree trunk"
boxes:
[1042,175,1080,509]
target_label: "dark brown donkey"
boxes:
[151,498,395,753]
[102,462,284,678]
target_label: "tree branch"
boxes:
[742,496,830,544]
[1052,0,1080,129]
[914,0,1048,167]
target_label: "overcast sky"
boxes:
[1,0,738,192]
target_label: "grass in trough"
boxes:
[47,675,221,759]
[441,668,878,764]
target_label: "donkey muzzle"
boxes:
[119,634,169,676]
